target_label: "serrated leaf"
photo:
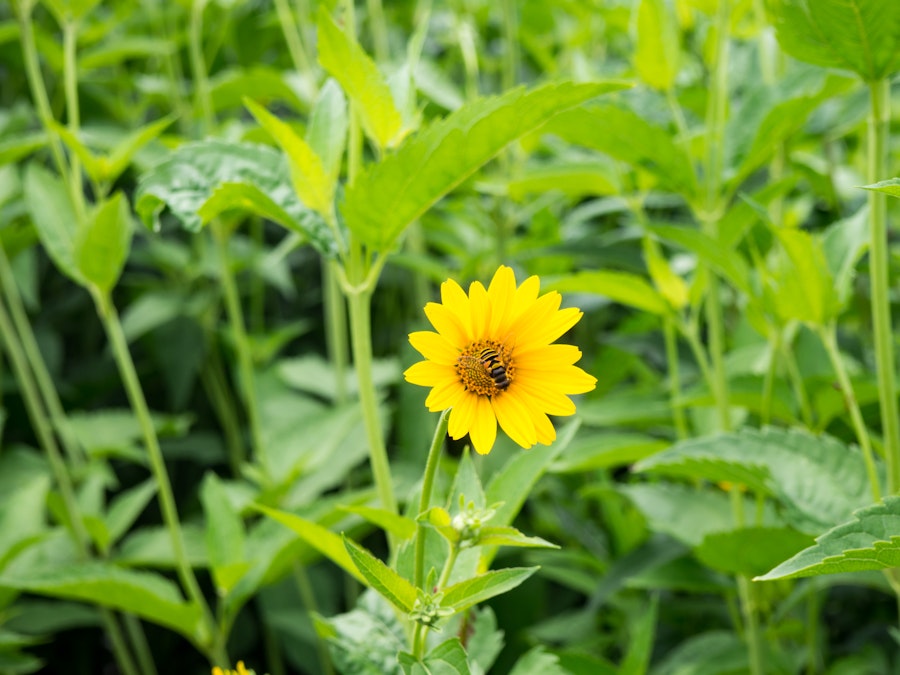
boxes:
[548,270,669,315]
[400,638,472,675]
[75,192,132,294]
[245,99,333,217]
[766,0,900,82]
[341,81,627,252]
[634,0,680,90]
[251,504,366,585]
[343,536,417,613]
[757,497,900,581]
[200,473,247,594]
[0,563,203,640]
[545,103,696,197]
[696,526,814,577]
[316,8,403,150]
[634,427,877,534]
[23,163,82,284]
[135,140,336,257]
[441,567,538,612]
[340,505,417,540]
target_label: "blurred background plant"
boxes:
[1,0,900,673]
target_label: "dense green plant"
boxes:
[2,0,900,673]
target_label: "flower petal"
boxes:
[506,291,562,344]
[469,395,497,455]
[404,359,455,387]
[425,378,466,411]
[469,281,490,341]
[532,411,556,445]
[488,266,517,335]
[523,307,583,347]
[492,392,537,449]
[513,379,577,416]
[441,279,473,341]
[423,303,468,348]
[409,330,460,365]
[448,392,477,440]
[514,343,583,369]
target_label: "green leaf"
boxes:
[553,432,668,474]
[23,163,82,284]
[135,140,336,257]
[757,497,900,581]
[441,567,538,612]
[307,78,348,187]
[245,99,333,218]
[769,227,838,326]
[650,224,752,294]
[548,270,669,315]
[545,103,696,197]
[75,192,132,295]
[251,504,366,585]
[507,160,620,200]
[0,563,203,640]
[634,0,680,90]
[341,80,627,252]
[861,178,900,199]
[104,479,157,551]
[339,505,417,540]
[634,427,877,534]
[643,236,689,310]
[316,7,404,150]
[400,638,472,675]
[822,206,869,306]
[696,526,814,577]
[509,647,567,675]
[766,0,900,82]
[620,595,658,675]
[0,132,47,167]
[106,115,177,184]
[343,536,417,613]
[475,526,558,549]
[0,450,50,569]
[200,473,248,595]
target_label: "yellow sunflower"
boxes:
[404,265,597,455]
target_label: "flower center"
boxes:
[455,340,514,397]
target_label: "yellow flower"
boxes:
[404,266,597,455]
[212,662,252,675]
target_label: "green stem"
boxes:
[415,542,460,657]
[189,0,215,130]
[346,288,398,522]
[122,614,158,675]
[62,18,84,217]
[324,262,349,405]
[500,0,517,91]
[818,325,881,501]
[200,360,244,475]
[663,316,688,440]
[0,244,85,468]
[729,488,763,675]
[273,0,315,80]
[782,336,814,428]
[414,410,451,590]
[0,296,141,675]
[804,582,821,675]
[16,2,70,187]
[366,0,390,63]
[213,223,269,478]
[867,78,900,494]
[760,329,780,427]
[93,292,226,666]
[291,563,334,675]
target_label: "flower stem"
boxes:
[324,262,349,404]
[62,17,84,217]
[663,316,688,440]
[414,410,451,590]
[213,222,266,476]
[346,287,398,521]
[866,77,900,494]
[93,292,227,666]
[0,294,141,675]
[818,324,882,501]
[189,0,214,130]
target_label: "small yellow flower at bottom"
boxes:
[404,265,596,455]
[212,661,253,675]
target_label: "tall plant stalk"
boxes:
[866,78,900,494]
[93,293,228,667]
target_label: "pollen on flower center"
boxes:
[455,340,514,397]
